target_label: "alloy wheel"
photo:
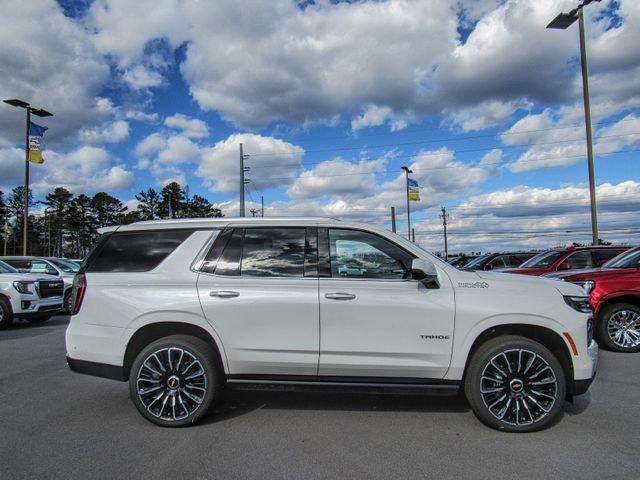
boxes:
[136,347,208,422]
[607,309,640,350]
[479,348,558,426]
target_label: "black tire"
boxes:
[129,335,221,427]
[464,335,566,433]
[0,297,14,330]
[64,290,73,314]
[596,303,640,353]
[26,314,53,324]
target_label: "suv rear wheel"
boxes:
[597,303,640,353]
[464,335,566,432]
[129,335,221,427]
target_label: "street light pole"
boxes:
[547,0,600,245]
[401,166,412,241]
[3,99,53,255]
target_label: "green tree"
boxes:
[6,187,35,255]
[66,194,97,258]
[135,188,162,220]
[91,192,127,227]
[160,182,186,219]
[43,187,74,257]
[185,195,223,218]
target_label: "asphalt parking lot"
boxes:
[1,316,639,480]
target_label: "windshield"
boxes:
[604,248,640,269]
[48,258,80,273]
[0,260,18,274]
[519,250,565,268]
[462,254,492,270]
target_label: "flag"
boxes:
[408,178,421,201]
[28,121,48,164]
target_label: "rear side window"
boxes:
[204,228,307,277]
[592,248,627,266]
[86,230,194,272]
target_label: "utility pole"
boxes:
[239,143,250,217]
[547,0,599,245]
[390,207,396,233]
[440,206,449,261]
[401,166,412,241]
[411,228,415,243]
[261,196,264,217]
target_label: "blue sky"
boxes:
[1,0,639,253]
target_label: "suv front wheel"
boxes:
[597,303,640,353]
[129,335,221,427]
[464,335,566,432]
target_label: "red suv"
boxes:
[544,247,640,352]
[502,246,630,276]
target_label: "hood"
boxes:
[472,270,585,297]
[500,267,548,276]
[0,272,64,282]
[549,267,638,282]
[543,268,601,280]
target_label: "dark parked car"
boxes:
[502,246,630,276]
[544,247,640,352]
[461,252,536,271]
[447,255,480,269]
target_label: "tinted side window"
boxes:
[487,256,508,269]
[86,230,194,272]
[564,251,595,269]
[329,229,414,279]
[241,228,306,277]
[214,229,243,276]
[593,249,626,266]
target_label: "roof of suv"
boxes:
[99,217,340,233]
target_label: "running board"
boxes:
[226,376,460,395]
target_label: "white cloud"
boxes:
[157,136,201,165]
[135,133,166,157]
[287,157,387,199]
[447,99,532,132]
[78,120,130,145]
[0,0,111,148]
[164,114,209,138]
[197,133,305,193]
[122,65,164,89]
[3,146,136,195]
[125,110,160,122]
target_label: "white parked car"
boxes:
[0,256,80,313]
[66,218,598,432]
[0,260,64,328]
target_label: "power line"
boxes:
[261,116,639,146]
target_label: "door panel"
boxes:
[318,228,455,379]
[198,275,319,376]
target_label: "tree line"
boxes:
[0,182,223,259]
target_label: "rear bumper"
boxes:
[66,356,124,381]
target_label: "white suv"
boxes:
[0,260,65,328]
[66,218,598,432]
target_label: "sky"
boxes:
[1,0,639,254]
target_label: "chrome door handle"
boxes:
[325,292,356,300]
[209,290,240,298]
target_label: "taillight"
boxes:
[71,274,87,315]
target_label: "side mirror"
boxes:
[412,258,440,289]
[557,262,573,271]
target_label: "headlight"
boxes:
[563,295,593,314]
[13,281,36,294]
[571,280,595,294]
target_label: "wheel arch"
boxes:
[596,293,640,319]
[123,322,225,381]
[462,324,574,393]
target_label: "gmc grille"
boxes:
[38,280,64,298]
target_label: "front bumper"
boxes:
[568,339,598,395]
